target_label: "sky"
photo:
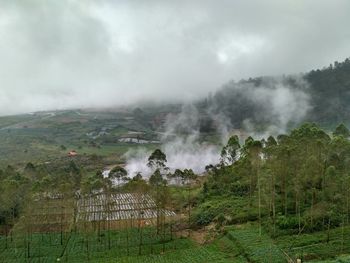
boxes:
[0,0,349,115]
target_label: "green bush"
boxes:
[276,216,300,230]
[192,196,251,226]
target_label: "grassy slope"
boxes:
[0,110,158,167]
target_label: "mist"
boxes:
[123,75,311,177]
[206,75,311,137]
[1,1,350,115]
[124,104,221,177]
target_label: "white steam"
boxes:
[124,104,221,178]
[242,76,311,138]
[163,135,219,174]
[123,148,152,178]
[124,76,311,177]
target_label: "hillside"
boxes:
[197,57,350,131]
[2,58,350,167]
[1,59,350,263]
[0,109,168,167]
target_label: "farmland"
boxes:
[0,228,246,262]
[1,0,350,260]
[0,109,165,167]
[3,222,350,262]
[2,111,350,262]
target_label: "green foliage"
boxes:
[2,105,350,262]
[0,109,161,166]
[221,135,240,165]
[60,144,67,150]
[198,57,350,128]
[192,196,254,226]
[0,228,246,263]
[195,122,350,242]
[276,225,350,261]
[109,166,128,188]
[147,149,168,171]
[149,169,166,187]
[122,173,150,193]
[333,123,350,138]
[276,216,300,230]
[226,224,286,263]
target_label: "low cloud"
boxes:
[124,75,311,177]
[208,75,311,137]
[0,1,349,115]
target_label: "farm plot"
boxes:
[0,193,249,262]
[0,227,247,262]
[275,226,350,262]
[0,232,69,262]
[226,224,287,263]
[61,233,247,263]
[0,226,181,262]
[0,192,179,262]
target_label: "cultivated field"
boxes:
[0,229,247,262]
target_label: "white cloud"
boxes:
[217,35,266,63]
[0,0,349,115]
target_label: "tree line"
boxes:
[196,123,350,239]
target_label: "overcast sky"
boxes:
[0,0,349,115]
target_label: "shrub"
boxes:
[276,216,300,230]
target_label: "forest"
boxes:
[195,123,350,233]
[197,57,350,130]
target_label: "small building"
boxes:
[68,150,77,157]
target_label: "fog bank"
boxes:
[1,1,350,115]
